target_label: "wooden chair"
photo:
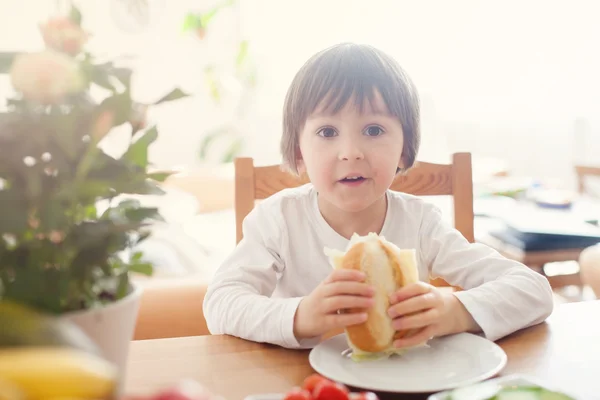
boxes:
[575,165,600,196]
[133,277,211,340]
[234,152,475,288]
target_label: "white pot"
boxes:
[61,283,142,391]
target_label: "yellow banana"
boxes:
[0,378,25,400]
[0,346,117,400]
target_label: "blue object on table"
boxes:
[489,205,600,251]
[489,228,600,251]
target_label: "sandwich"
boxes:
[324,232,429,361]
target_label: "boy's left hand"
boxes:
[387,282,458,348]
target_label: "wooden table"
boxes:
[125,301,600,400]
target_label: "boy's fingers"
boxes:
[326,311,368,330]
[326,269,366,283]
[390,282,431,304]
[392,308,440,330]
[388,292,436,318]
[393,325,435,349]
[323,281,374,297]
[323,294,375,314]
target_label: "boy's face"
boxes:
[297,90,404,214]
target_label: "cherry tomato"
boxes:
[313,381,349,400]
[283,387,312,400]
[302,374,332,395]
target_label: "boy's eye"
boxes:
[365,126,384,136]
[317,127,337,138]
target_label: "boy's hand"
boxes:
[388,282,477,348]
[293,269,375,340]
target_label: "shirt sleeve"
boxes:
[202,202,316,349]
[419,203,554,342]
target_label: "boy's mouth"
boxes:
[339,176,366,184]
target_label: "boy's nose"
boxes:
[338,140,364,161]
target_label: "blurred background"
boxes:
[2,0,599,177]
[1,0,599,296]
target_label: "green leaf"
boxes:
[125,206,162,223]
[103,199,142,217]
[147,171,173,182]
[152,88,189,105]
[200,0,236,27]
[97,91,132,126]
[203,67,221,102]
[38,199,69,231]
[52,111,85,160]
[136,180,165,195]
[134,230,151,245]
[222,137,244,163]
[200,8,219,27]
[198,127,228,160]
[68,179,115,201]
[129,262,153,276]
[182,13,202,31]
[24,168,42,200]
[115,272,129,299]
[112,67,132,88]
[69,5,83,26]
[0,189,29,234]
[87,151,132,181]
[90,64,117,92]
[84,61,132,92]
[236,40,249,68]
[128,251,154,276]
[106,177,166,197]
[122,126,158,168]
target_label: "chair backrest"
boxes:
[575,165,600,196]
[234,153,474,288]
[235,152,474,242]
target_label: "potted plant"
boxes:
[0,5,187,378]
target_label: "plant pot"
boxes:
[61,282,142,393]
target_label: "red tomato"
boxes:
[313,381,349,400]
[302,374,332,395]
[349,392,380,400]
[283,388,312,400]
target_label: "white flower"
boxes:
[10,50,85,104]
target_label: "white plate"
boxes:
[428,373,578,400]
[308,333,507,394]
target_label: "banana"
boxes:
[0,346,117,400]
[0,378,25,400]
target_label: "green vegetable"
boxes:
[348,347,407,362]
[447,384,576,400]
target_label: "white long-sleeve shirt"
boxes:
[203,184,554,348]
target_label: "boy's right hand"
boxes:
[293,269,375,340]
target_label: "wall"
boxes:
[1,0,599,189]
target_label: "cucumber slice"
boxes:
[496,388,541,400]
[538,389,576,400]
[446,383,576,400]
[448,381,502,400]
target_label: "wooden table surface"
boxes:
[125,300,600,400]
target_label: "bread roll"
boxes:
[325,232,428,360]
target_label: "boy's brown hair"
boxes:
[281,43,421,175]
